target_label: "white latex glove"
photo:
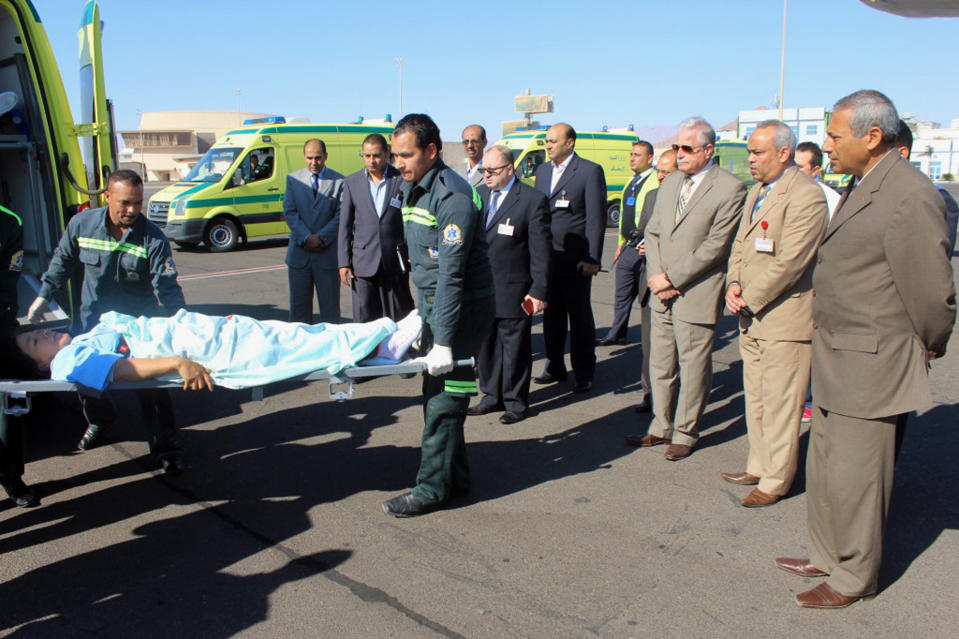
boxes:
[26,296,49,323]
[414,344,454,376]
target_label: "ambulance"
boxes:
[712,139,753,185]
[1,0,117,324]
[493,128,637,226]
[148,119,394,252]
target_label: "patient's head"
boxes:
[9,329,72,372]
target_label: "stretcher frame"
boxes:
[0,358,475,416]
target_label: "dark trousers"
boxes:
[604,249,642,342]
[288,263,340,324]
[412,294,493,504]
[0,411,25,491]
[542,273,596,382]
[81,389,179,458]
[351,267,414,323]
[477,316,532,414]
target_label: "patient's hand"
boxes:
[177,358,214,391]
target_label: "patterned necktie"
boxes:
[312,173,319,197]
[486,191,501,228]
[675,176,693,224]
[751,184,769,222]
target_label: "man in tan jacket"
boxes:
[776,90,955,609]
[724,120,828,507]
[635,117,746,460]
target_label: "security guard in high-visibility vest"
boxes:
[382,113,494,517]
[597,140,658,347]
[27,170,188,474]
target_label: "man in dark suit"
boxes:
[777,90,955,609]
[532,123,607,393]
[337,133,414,322]
[283,138,345,324]
[468,145,552,424]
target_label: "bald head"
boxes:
[656,149,678,182]
[546,122,576,164]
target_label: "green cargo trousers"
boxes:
[412,293,493,504]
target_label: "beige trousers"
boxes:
[739,334,810,496]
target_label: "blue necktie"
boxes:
[486,191,501,228]
[312,173,319,197]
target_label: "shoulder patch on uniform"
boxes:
[162,257,177,274]
[441,223,463,246]
[9,249,23,272]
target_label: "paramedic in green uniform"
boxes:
[381,113,494,517]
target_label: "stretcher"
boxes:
[0,358,475,417]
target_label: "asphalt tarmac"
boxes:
[2,206,957,637]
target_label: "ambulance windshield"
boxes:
[184,147,243,182]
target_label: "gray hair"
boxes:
[677,116,716,147]
[833,90,899,145]
[755,119,797,155]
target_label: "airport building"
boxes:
[906,119,959,180]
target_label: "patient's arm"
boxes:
[113,357,214,391]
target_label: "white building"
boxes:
[907,119,959,181]
[738,107,827,146]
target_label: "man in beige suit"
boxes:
[724,120,828,507]
[776,90,955,609]
[634,117,746,460]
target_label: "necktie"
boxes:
[312,173,319,197]
[675,176,693,224]
[486,191,501,228]
[751,184,769,222]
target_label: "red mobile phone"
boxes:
[521,298,535,315]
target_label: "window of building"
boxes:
[745,126,756,137]
[929,161,942,180]
[806,124,818,136]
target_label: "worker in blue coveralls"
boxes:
[381,113,494,517]
[26,170,188,475]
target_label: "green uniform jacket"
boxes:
[0,205,23,328]
[38,207,185,332]
[401,161,492,346]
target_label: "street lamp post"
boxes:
[778,0,787,120]
[396,57,404,116]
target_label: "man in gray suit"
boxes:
[337,133,414,322]
[456,125,487,188]
[777,90,955,609]
[635,117,746,461]
[284,138,345,324]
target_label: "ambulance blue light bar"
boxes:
[243,116,286,125]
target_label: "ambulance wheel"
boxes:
[606,203,621,228]
[174,240,199,249]
[205,217,239,252]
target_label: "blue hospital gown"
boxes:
[50,310,397,390]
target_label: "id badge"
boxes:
[498,218,515,236]
[626,196,636,206]
[754,237,774,253]
[389,197,402,209]
[555,198,570,209]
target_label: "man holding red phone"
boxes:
[469,146,553,424]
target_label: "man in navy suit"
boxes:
[283,138,345,324]
[532,123,607,393]
[469,145,552,423]
[337,134,415,322]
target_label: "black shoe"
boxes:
[499,410,526,424]
[3,479,40,508]
[382,492,441,517]
[78,423,104,451]
[467,402,503,416]
[534,372,566,385]
[160,454,186,476]
[596,337,626,346]
[572,380,593,393]
[634,399,652,413]
[399,372,416,379]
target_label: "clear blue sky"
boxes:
[33,0,959,143]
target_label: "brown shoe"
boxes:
[721,471,759,485]
[775,557,828,578]
[625,433,669,447]
[664,443,692,460]
[742,488,780,507]
[795,583,873,609]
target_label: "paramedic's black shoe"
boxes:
[159,454,185,476]
[77,424,103,451]
[3,479,40,508]
[382,492,440,517]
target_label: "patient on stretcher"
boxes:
[11,309,422,391]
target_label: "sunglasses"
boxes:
[673,144,704,154]
[481,165,510,176]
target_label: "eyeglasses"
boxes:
[481,165,510,176]
[675,144,704,154]
[462,139,485,146]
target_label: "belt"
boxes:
[423,286,495,305]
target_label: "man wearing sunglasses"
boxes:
[532,123,607,393]
[456,125,487,188]
[638,117,746,461]
[469,146,552,424]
